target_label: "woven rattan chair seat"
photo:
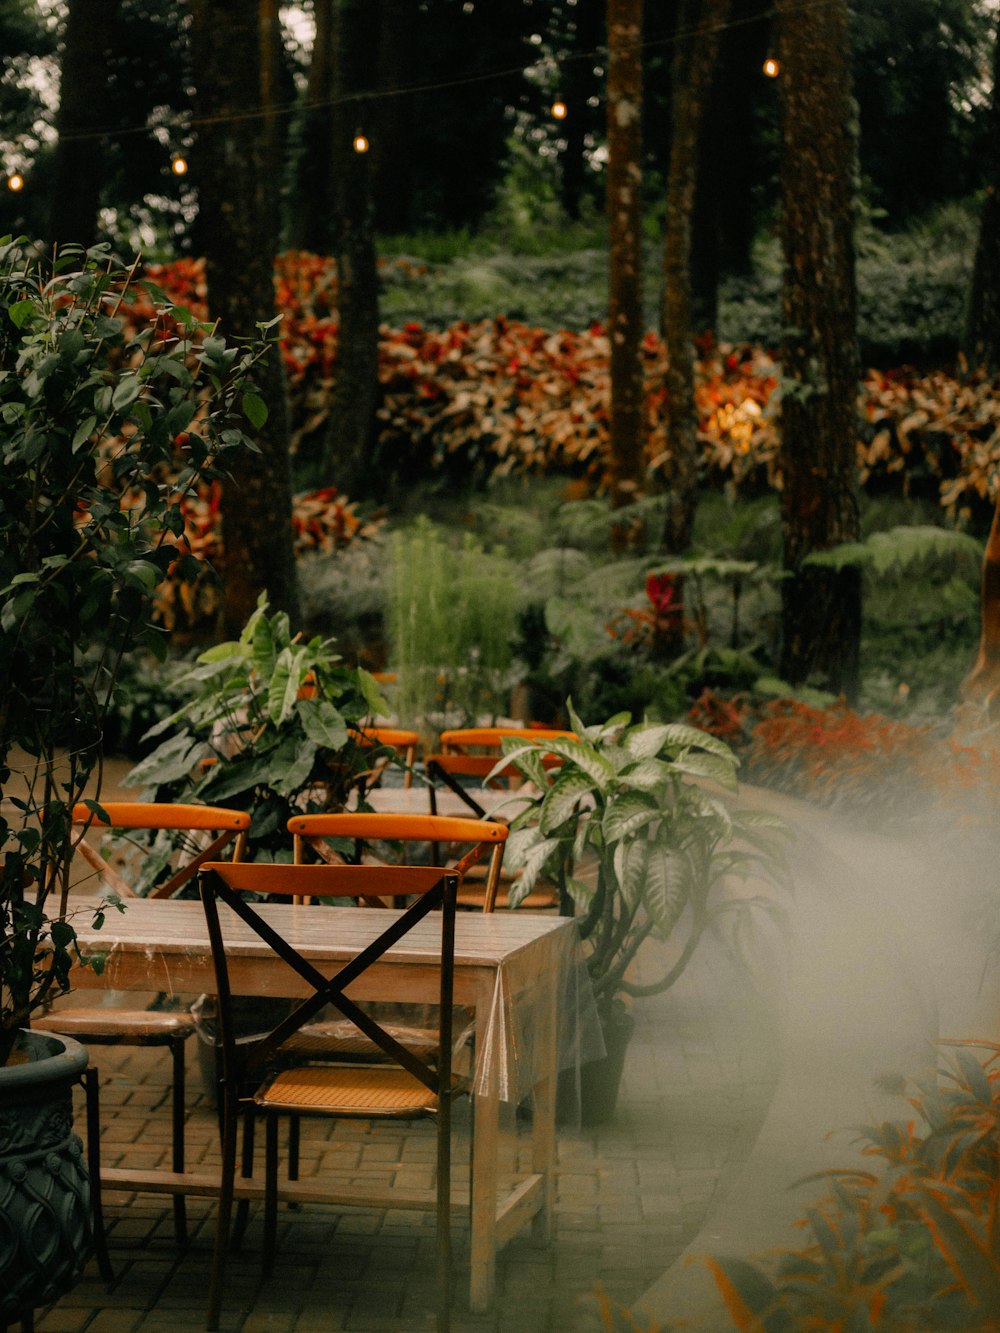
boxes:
[256,1065,438,1116]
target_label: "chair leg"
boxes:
[288,1114,300,1182]
[263,1115,279,1277]
[81,1067,114,1284]
[233,1108,255,1248]
[436,1094,452,1333]
[206,1097,238,1332]
[169,1035,188,1246]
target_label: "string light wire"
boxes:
[27,0,841,150]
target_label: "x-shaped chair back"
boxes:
[198,859,458,1095]
[287,811,507,912]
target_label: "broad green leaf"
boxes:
[111,377,141,411]
[515,836,563,898]
[8,298,35,328]
[621,757,674,793]
[658,723,736,760]
[200,754,274,802]
[539,769,594,833]
[356,667,389,717]
[602,790,658,844]
[644,848,689,938]
[267,645,310,726]
[71,414,97,452]
[503,824,548,870]
[624,723,676,759]
[671,751,739,791]
[536,738,615,791]
[564,874,595,909]
[196,642,245,665]
[251,608,278,678]
[298,699,349,750]
[614,838,648,911]
[242,391,268,429]
[270,738,318,797]
[126,733,205,788]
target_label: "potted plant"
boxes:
[0,236,263,1321]
[499,704,789,1123]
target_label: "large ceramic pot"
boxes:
[558,1002,636,1127]
[0,1030,93,1325]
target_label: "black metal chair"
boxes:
[198,859,460,1333]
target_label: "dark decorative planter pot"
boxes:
[0,1030,93,1325]
[559,1004,636,1127]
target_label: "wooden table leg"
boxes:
[469,976,499,1313]
[531,966,558,1244]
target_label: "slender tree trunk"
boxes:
[776,0,860,697]
[965,10,1000,372]
[292,0,335,252]
[48,0,121,250]
[606,0,645,508]
[961,13,1000,716]
[322,0,381,497]
[660,0,730,553]
[190,0,299,636]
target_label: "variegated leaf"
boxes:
[602,790,659,844]
[621,757,674,793]
[540,769,596,834]
[658,722,735,760]
[671,751,739,791]
[644,848,690,938]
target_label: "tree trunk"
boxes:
[660,0,730,554]
[190,0,299,637]
[961,13,1000,716]
[965,10,1000,372]
[322,0,381,497]
[291,0,335,252]
[606,0,645,509]
[776,0,860,698]
[48,0,121,250]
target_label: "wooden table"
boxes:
[70,899,585,1311]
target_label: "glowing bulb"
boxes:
[7,172,24,192]
[353,133,369,154]
[551,100,568,120]
[171,155,188,176]
[763,57,780,78]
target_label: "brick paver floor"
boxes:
[35,935,777,1333]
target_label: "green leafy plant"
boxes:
[0,237,265,1065]
[709,1041,1000,1331]
[499,704,790,1018]
[126,598,386,869]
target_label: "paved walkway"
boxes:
[35,932,778,1333]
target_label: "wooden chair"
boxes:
[348,724,420,790]
[425,728,574,909]
[198,859,460,1332]
[34,801,249,1245]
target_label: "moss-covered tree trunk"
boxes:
[606,0,645,509]
[776,0,860,698]
[660,0,730,554]
[48,0,121,250]
[190,0,298,636]
[322,0,381,497]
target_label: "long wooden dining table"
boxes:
[69,897,590,1311]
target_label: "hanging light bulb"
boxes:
[762,57,780,78]
[551,100,568,120]
[171,155,188,176]
[7,172,24,192]
[353,131,369,154]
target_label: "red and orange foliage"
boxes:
[134,253,1000,522]
[735,696,1000,825]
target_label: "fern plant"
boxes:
[499,704,790,1019]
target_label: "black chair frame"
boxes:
[199,863,459,1333]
